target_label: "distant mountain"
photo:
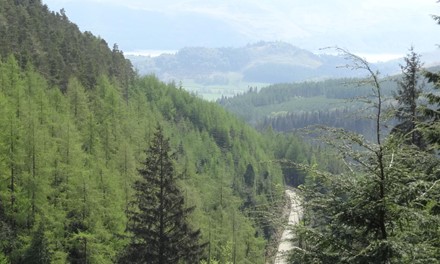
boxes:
[128,42,433,85]
[127,42,440,100]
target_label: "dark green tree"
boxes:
[424,11,440,122]
[121,125,206,264]
[423,63,440,148]
[22,223,51,264]
[243,164,255,188]
[393,47,425,148]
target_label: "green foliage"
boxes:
[292,137,440,263]
[0,0,135,90]
[0,51,284,264]
[0,2,332,263]
[392,47,425,148]
[289,49,440,264]
[422,65,440,149]
[121,126,206,263]
[272,132,345,187]
[219,77,397,140]
[22,223,51,264]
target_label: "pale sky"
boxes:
[43,0,440,60]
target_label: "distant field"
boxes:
[181,79,269,101]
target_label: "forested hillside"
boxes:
[4,1,438,264]
[0,1,325,263]
[0,0,134,91]
[219,78,398,139]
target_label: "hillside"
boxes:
[218,77,401,140]
[219,62,440,139]
[127,42,366,99]
[127,43,440,100]
[0,1,317,263]
[127,42,380,82]
[0,0,135,91]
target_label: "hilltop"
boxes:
[128,41,359,84]
[127,42,440,99]
[127,43,346,99]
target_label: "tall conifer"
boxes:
[121,125,206,264]
[393,47,425,148]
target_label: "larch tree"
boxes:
[120,125,206,264]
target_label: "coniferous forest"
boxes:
[1,0,440,264]
[0,0,307,263]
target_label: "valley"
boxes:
[0,1,439,263]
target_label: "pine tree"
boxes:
[120,125,206,264]
[393,47,425,148]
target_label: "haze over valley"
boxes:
[127,42,440,99]
[42,0,440,99]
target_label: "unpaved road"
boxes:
[274,189,302,264]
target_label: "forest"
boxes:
[1,0,439,264]
[219,78,399,138]
[221,45,440,263]
[0,0,334,263]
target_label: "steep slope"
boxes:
[0,1,285,263]
[0,0,134,91]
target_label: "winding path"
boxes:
[274,189,302,264]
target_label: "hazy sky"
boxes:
[43,0,440,60]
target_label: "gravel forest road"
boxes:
[274,189,302,264]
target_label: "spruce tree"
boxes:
[393,47,425,148]
[423,63,440,149]
[121,125,206,264]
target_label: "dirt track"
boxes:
[274,189,302,264]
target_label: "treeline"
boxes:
[259,108,378,139]
[220,78,396,108]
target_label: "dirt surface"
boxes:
[274,189,302,264]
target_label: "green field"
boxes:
[181,79,269,101]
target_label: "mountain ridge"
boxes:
[128,42,440,86]
[127,42,440,100]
